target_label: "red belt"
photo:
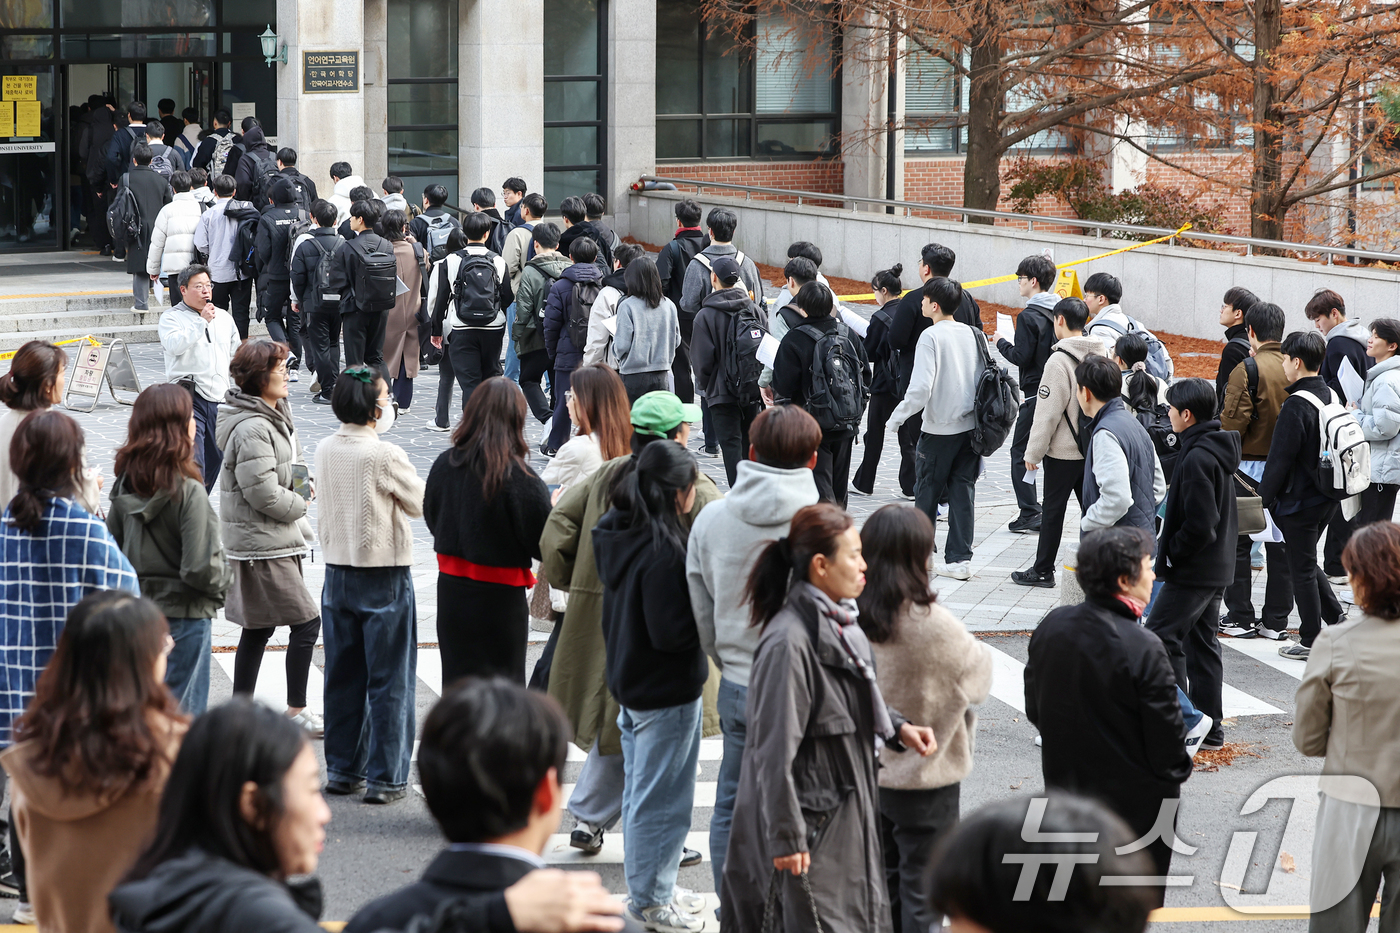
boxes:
[437,554,535,587]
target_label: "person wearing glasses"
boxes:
[315,365,425,805]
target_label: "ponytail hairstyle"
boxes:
[606,439,697,558]
[1114,332,1160,413]
[871,263,903,297]
[9,409,86,534]
[744,503,853,627]
[0,341,68,412]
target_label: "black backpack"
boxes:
[351,234,398,312]
[568,279,604,351]
[284,210,315,268]
[246,150,279,202]
[969,325,1022,456]
[148,145,176,180]
[308,236,344,310]
[722,300,768,405]
[226,207,261,280]
[107,179,142,247]
[1134,400,1181,483]
[451,252,503,327]
[795,322,867,433]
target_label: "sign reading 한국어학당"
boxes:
[303,51,359,94]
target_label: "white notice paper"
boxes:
[1250,509,1286,543]
[1339,357,1365,405]
[839,307,869,338]
[757,333,781,368]
[1021,467,1038,486]
[996,312,1016,343]
[395,276,409,297]
[602,315,616,336]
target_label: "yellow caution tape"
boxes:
[834,224,1192,302]
[0,334,102,363]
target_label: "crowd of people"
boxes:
[2,141,1400,933]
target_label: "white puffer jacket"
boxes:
[1355,354,1400,485]
[147,191,205,277]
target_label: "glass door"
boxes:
[0,64,60,250]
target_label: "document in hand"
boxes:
[1339,357,1365,405]
[996,313,1016,343]
[757,333,781,368]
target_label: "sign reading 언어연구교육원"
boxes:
[303,51,360,94]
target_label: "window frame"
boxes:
[543,0,608,204]
[386,0,460,206]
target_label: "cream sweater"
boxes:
[313,423,425,567]
[871,600,992,790]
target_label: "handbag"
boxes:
[762,868,824,933]
[1234,470,1267,537]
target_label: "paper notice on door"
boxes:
[839,307,869,338]
[996,312,1016,343]
[757,333,781,368]
[0,103,13,138]
[14,100,39,137]
[1339,357,1365,405]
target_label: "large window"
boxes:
[387,0,458,207]
[544,0,605,207]
[655,0,838,161]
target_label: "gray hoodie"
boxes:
[685,459,819,686]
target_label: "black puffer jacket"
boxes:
[109,848,322,933]
[1155,421,1240,587]
[691,286,754,405]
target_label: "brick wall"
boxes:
[657,161,845,206]
[904,155,1083,235]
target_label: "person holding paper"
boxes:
[1305,289,1374,581]
[1258,331,1348,661]
[1352,318,1400,529]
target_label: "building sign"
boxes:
[2,77,36,101]
[303,51,359,94]
[0,142,54,153]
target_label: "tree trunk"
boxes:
[1250,0,1286,243]
[962,15,1005,222]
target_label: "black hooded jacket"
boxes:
[558,220,614,272]
[1258,374,1339,515]
[253,179,304,281]
[692,285,755,405]
[592,509,708,711]
[109,848,322,933]
[233,126,275,202]
[657,228,710,310]
[1155,421,1241,587]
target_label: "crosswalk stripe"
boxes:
[544,830,711,865]
[564,782,718,809]
[982,643,1283,718]
[566,738,725,762]
[1221,636,1307,680]
[211,647,326,714]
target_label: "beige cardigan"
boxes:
[313,423,425,567]
[871,600,993,790]
[1294,612,1400,806]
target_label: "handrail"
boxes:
[637,175,1400,267]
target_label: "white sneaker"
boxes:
[289,709,324,738]
[934,561,972,581]
[1327,574,1348,586]
[1255,626,1288,641]
[13,901,34,924]
[1185,713,1213,759]
[672,887,706,915]
[629,904,704,933]
[1033,734,1042,747]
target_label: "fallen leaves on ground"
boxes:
[1280,851,1296,873]
[1194,742,1264,772]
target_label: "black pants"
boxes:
[546,367,575,451]
[305,308,342,398]
[436,574,528,686]
[673,314,696,403]
[343,308,388,368]
[814,429,856,509]
[1032,457,1084,575]
[622,370,671,406]
[1223,535,1290,631]
[1146,582,1225,743]
[213,278,253,340]
[519,348,553,422]
[1010,397,1041,520]
[88,182,112,251]
[880,784,959,933]
[392,359,414,410]
[448,327,505,410]
[1361,482,1400,527]
[1275,502,1345,647]
[853,392,918,497]
[914,431,980,564]
[258,278,302,362]
[1326,483,1400,574]
[233,617,322,708]
[708,400,762,487]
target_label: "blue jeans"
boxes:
[322,565,417,793]
[504,302,520,382]
[711,678,746,895]
[1179,686,1202,730]
[619,698,702,909]
[164,617,211,715]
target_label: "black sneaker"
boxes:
[312,393,333,405]
[679,847,703,868]
[701,446,720,458]
[539,443,558,458]
[1011,569,1054,588]
[571,824,605,855]
[1202,732,1226,750]
[1008,515,1042,535]
[324,778,365,796]
[364,787,408,805]
[1218,619,1260,638]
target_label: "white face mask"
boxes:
[374,398,395,434]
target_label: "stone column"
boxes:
[460,0,544,204]
[841,20,899,208]
[362,0,389,185]
[276,0,366,198]
[605,0,656,237]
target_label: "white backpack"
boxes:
[1297,388,1370,499]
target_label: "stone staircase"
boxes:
[0,293,267,352]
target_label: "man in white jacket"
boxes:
[146,171,205,294]
[685,403,821,904]
[329,161,366,226]
[158,264,240,491]
[888,276,988,580]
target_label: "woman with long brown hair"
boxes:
[1,590,186,933]
[378,208,427,414]
[542,364,633,494]
[0,340,100,513]
[107,384,231,716]
[424,376,551,684]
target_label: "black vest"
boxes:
[1083,397,1158,532]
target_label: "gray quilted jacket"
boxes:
[214,388,309,560]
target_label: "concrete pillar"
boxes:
[460,0,544,203]
[363,0,388,185]
[605,0,656,237]
[277,0,366,198]
[841,20,898,208]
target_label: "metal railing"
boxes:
[637,174,1400,267]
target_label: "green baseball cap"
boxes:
[630,391,703,437]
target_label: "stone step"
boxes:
[0,291,135,315]
[0,318,269,352]
[0,306,164,334]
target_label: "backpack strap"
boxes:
[1088,316,1128,336]
[1244,357,1260,423]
